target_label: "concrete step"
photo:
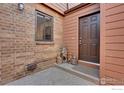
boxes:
[55,63,99,85]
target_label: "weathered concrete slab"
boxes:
[7,67,95,85]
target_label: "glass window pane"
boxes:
[35,11,53,42]
[44,26,51,41]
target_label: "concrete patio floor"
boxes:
[7,67,95,85]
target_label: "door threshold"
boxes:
[78,60,100,66]
[55,63,99,84]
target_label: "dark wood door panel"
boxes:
[79,13,100,63]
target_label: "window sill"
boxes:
[36,41,54,45]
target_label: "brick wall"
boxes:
[0,3,64,84]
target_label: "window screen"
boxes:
[35,11,53,41]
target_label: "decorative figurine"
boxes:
[61,47,67,63]
[56,47,78,65]
[56,53,63,64]
[56,47,68,64]
[67,52,73,64]
[71,55,78,65]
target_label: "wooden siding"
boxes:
[63,4,100,58]
[68,3,80,9]
[44,3,80,14]
[100,4,124,85]
[44,3,67,14]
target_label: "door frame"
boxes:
[78,11,100,64]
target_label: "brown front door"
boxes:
[79,13,100,63]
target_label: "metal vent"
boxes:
[26,63,37,71]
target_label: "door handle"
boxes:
[79,40,82,44]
